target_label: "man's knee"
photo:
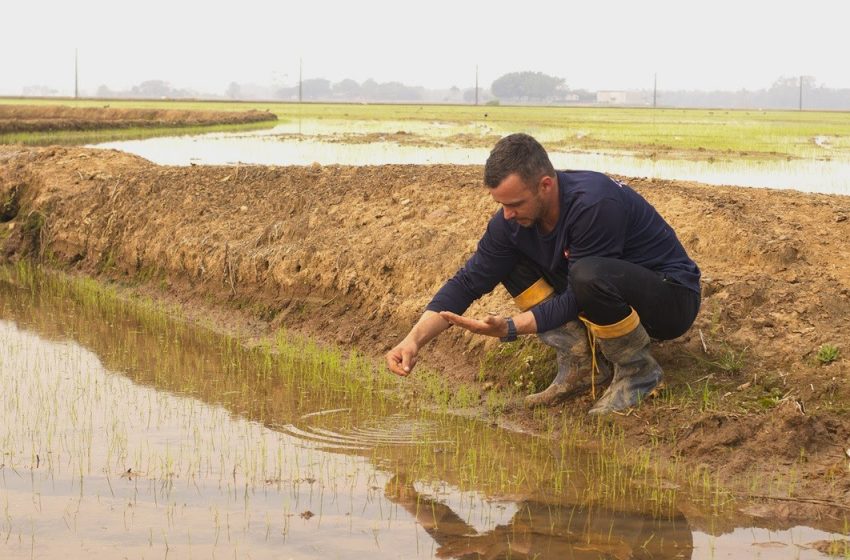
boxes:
[503,258,555,311]
[568,257,610,301]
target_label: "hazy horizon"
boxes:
[4,0,849,97]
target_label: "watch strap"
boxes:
[499,317,518,342]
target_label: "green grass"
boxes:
[479,336,556,394]
[0,120,277,146]
[816,343,840,364]
[3,97,850,162]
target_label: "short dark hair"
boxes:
[484,133,555,188]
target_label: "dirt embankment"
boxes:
[1,145,848,518]
[0,105,277,134]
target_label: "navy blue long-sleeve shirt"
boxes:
[426,170,701,332]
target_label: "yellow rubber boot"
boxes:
[580,309,662,415]
[524,321,613,408]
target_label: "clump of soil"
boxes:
[0,145,848,520]
[0,104,276,134]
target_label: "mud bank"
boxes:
[0,104,276,134]
[1,145,848,519]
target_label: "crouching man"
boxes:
[385,133,700,415]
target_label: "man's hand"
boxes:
[386,340,419,377]
[438,311,509,338]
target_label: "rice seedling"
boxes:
[2,260,836,558]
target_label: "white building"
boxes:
[596,91,629,104]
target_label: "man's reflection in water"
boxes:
[386,475,694,559]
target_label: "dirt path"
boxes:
[0,105,276,134]
[1,145,848,522]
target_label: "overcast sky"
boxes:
[3,0,848,96]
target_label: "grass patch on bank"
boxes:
[479,336,557,394]
[0,120,278,146]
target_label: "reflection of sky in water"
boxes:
[2,315,842,560]
[692,527,847,560]
[93,123,850,195]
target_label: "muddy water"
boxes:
[92,121,850,194]
[0,270,846,559]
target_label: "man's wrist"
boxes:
[499,317,518,342]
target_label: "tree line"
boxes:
[82,73,850,110]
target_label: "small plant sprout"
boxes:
[816,343,840,365]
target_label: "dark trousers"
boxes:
[569,257,700,340]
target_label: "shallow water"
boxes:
[0,270,846,559]
[92,121,850,195]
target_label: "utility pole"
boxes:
[475,65,479,106]
[653,73,657,108]
[299,58,303,103]
[74,48,79,99]
[798,75,803,111]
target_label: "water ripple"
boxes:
[281,410,452,451]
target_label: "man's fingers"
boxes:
[386,351,407,376]
[442,313,494,334]
[401,351,416,374]
[439,311,461,324]
[439,311,506,337]
[439,311,478,331]
[386,348,417,377]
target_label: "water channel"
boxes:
[93,120,850,195]
[1,269,846,558]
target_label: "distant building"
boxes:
[595,90,652,106]
[596,91,629,104]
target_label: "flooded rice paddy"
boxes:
[1,266,847,559]
[93,120,850,195]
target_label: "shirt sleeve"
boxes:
[426,217,519,314]
[530,286,579,332]
[530,196,628,332]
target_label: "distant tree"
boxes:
[226,82,242,100]
[21,85,59,96]
[361,78,379,97]
[130,80,173,98]
[491,71,565,101]
[568,89,596,103]
[274,85,298,100]
[765,75,818,108]
[355,78,423,102]
[301,78,331,100]
[374,81,423,101]
[463,87,482,103]
[95,85,113,98]
[770,75,816,91]
[332,79,361,99]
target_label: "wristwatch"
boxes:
[500,317,518,342]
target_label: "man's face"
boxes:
[489,173,545,227]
